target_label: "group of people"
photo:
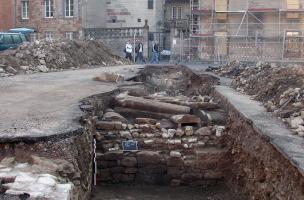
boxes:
[124,40,159,64]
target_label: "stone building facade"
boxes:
[0,0,15,31]
[15,0,82,40]
[83,0,164,32]
[164,0,190,59]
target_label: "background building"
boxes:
[179,0,304,62]
[83,0,164,32]
[15,0,82,40]
[0,0,15,31]
[83,0,165,59]
[164,0,190,60]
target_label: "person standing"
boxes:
[135,40,145,63]
[125,41,133,61]
[151,42,159,64]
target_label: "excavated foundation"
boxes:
[84,65,247,199]
[1,65,304,200]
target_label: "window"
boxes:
[21,0,29,19]
[12,35,22,44]
[45,32,53,41]
[148,0,153,9]
[172,6,177,19]
[45,0,54,18]
[112,19,116,23]
[20,34,27,42]
[65,0,74,17]
[3,35,13,44]
[138,18,141,23]
[65,32,74,40]
[177,6,182,19]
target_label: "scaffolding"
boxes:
[183,0,304,63]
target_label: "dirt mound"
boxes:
[0,40,129,77]
[212,61,304,136]
[206,60,248,78]
[137,65,219,96]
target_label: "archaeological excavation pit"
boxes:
[84,65,304,200]
[1,65,304,200]
[84,65,242,199]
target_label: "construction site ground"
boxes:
[1,63,304,199]
[0,65,141,142]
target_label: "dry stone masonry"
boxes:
[85,66,231,188]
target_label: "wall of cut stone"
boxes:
[95,125,231,186]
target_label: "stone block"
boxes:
[170,151,182,158]
[104,151,124,161]
[170,114,201,125]
[121,174,135,183]
[103,112,127,123]
[181,173,202,183]
[204,170,224,180]
[167,167,182,178]
[195,127,212,136]
[96,121,122,130]
[137,151,161,165]
[125,167,138,174]
[135,118,157,125]
[121,157,137,167]
[119,131,132,139]
[110,167,124,174]
[167,157,184,168]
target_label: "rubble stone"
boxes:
[103,112,127,123]
[170,151,182,158]
[0,40,129,77]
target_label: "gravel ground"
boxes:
[91,185,248,200]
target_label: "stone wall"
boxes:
[84,27,149,58]
[95,122,230,186]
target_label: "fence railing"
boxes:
[171,36,304,63]
[84,27,148,39]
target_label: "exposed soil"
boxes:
[0,40,130,77]
[136,65,219,96]
[91,185,247,200]
[209,61,304,136]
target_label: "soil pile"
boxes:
[206,60,248,78]
[211,61,304,136]
[0,40,129,77]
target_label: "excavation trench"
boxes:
[85,65,246,200]
[1,65,304,200]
